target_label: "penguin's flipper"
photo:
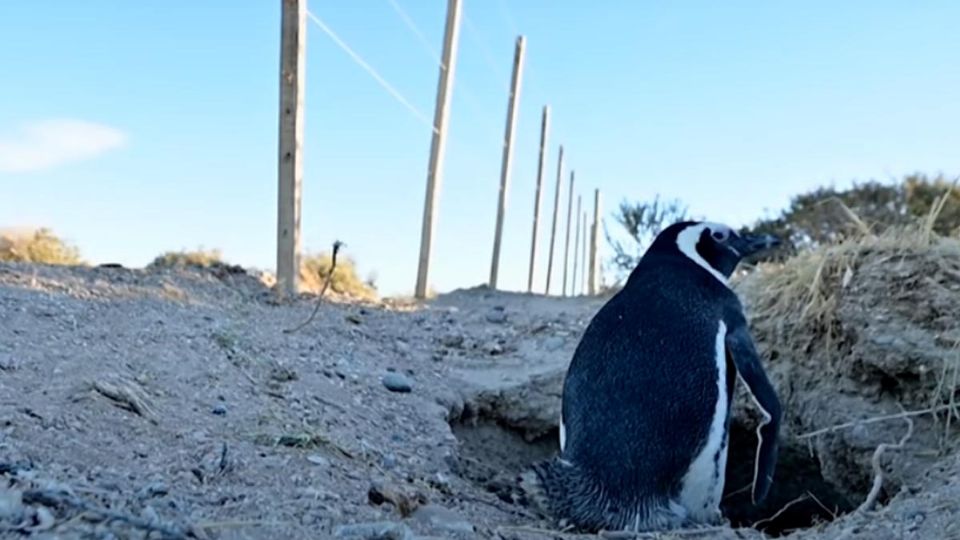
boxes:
[724,318,782,505]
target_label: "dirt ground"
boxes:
[1,260,958,539]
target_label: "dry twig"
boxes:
[797,404,952,439]
[284,240,343,334]
[89,377,156,423]
[751,494,809,529]
[856,412,915,513]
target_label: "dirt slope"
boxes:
[0,259,957,539]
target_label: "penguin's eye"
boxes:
[711,230,729,242]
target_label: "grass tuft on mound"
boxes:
[299,251,377,300]
[737,195,960,440]
[0,227,83,265]
[148,248,226,269]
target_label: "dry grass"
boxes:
[738,191,960,436]
[0,227,83,265]
[740,195,960,345]
[148,248,226,269]
[299,251,376,300]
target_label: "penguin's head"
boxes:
[648,221,780,282]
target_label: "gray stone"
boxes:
[306,454,330,467]
[485,310,508,324]
[382,373,413,393]
[0,489,24,521]
[542,336,566,351]
[0,353,17,371]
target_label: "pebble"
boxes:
[333,521,415,540]
[211,405,227,416]
[137,481,169,499]
[485,310,508,324]
[484,341,504,355]
[0,353,17,371]
[440,335,465,349]
[411,504,475,534]
[306,454,330,467]
[0,489,24,521]
[381,453,398,470]
[543,336,566,351]
[382,373,413,393]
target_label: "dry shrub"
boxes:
[732,197,960,498]
[0,227,83,265]
[300,252,376,300]
[148,248,226,269]
[737,194,960,431]
[742,211,959,379]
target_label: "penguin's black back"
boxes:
[560,247,738,503]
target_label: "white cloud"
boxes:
[0,119,127,173]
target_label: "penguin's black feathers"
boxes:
[525,220,782,532]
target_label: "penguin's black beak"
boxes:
[732,233,781,257]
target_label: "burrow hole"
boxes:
[451,417,857,536]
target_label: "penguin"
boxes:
[522,220,783,533]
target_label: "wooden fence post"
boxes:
[589,189,602,294]
[526,106,550,293]
[571,194,582,296]
[561,170,575,296]
[581,209,588,294]
[545,145,564,294]
[415,0,463,299]
[276,0,306,297]
[489,35,526,289]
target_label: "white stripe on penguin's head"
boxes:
[675,223,729,286]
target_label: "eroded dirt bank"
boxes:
[1,256,958,539]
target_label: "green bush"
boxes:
[0,228,83,265]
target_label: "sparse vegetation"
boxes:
[741,173,960,261]
[300,251,377,299]
[605,195,689,277]
[148,248,226,269]
[0,227,83,265]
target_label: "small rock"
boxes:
[410,504,475,534]
[33,505,55,531]
[543,336,566,351]
[382,373,413,393]
[381,453,398,470]
[306,454,330,467]
[333,521,414,540]
[137,481,169,499]
[0,489,24,521]
[141,505,160,524]
[211,405,227,416]
[0,354,17,371]
[484,341,504,355]
[485,310,508,324]
[440,335,465,349]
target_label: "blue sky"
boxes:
[2,1,959,296]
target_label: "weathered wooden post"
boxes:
[276,0,306,297]
[415,0,463,299]
[526,106,550,293]
[489,35,526,289]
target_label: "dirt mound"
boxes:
[735,226,960,507]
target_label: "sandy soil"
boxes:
[0,261,957,539]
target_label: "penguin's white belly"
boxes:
[677,320,730,523]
